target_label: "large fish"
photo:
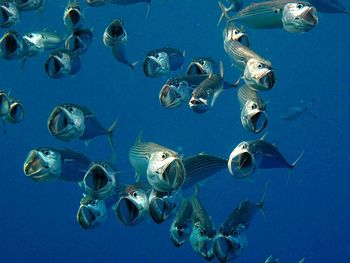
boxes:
[143,47,185,78]
[47,104,117,152]
[186,57,220,76]
[281,99,316,121]
[14,0,45,11]
[65,28,93,55]
[23,147,91,182]
[63,0,85,30]
[0,31,24,60]
[44,49,81,78]
[3,95,24,124]
[0,2,20,28]
[238,85,268,133]
[0,90,10,117]
[103,19,138,69]
[170,198,193,247]
[228,134,303,179]
[22,31,63,58]
[129,134,186,192]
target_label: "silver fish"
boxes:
[14,0,45,11]
[82,161,118,200]
[170,198,193,247]
[63,0,85,30]
[44,49,81,78]
[23,147,91,182]
[0,31,23,60]
[84,0,106,6]
[143,47,185,78]
[65,28,93,55]
[22,31,63,57]
[0,2,20,28]
[186,57,220,76]
[282,2,318,32]
[238,85,268,133]
[4,95,24,123]
[103,19,138,69]
[0,90,10,117]
[281,99,316,121]
[129,134,186,192]
[228,134,303,179]
[222,21,249,47]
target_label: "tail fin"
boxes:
[130,60,139,70]
[107,115,119,163]
[286,151,304,186]
[217,1,229,26]
[257,182,269,219]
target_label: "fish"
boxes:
[129,134,186,192]
[103,19,138,69]
[159,75,208,109]
[14,0,45,11]
[190,186,216,261]
[65,28,93,55]
[84,0,106,6]
[3,95,24,124]
[170,198,193,247]
[222,21,250,47]
[23,147,91,182]
[82,161,118,200]
[281,99,316,121]
[44,49,81,78]
[22,31,63,58]
[63,0,85,30]
[107,0,150,18]
[0,31,24,60]
[114,182,150,226]
[282,2,318,33]
[0,1,20,28]
[265,255,280,263]
[142,47,185,78]
[228,134,303,179]
[186,57,220,76]
[148,188,182,224]
[47,104,117,152]
[238,85,268,133]
[0,90,10,117]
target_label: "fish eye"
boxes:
[132,192,137,198]
[199,60,204,65]
[199,229,204,236]
[154,53,159,59]
[68,107,73,112]
[44,151,50,156]
[251,104,257,110]
[161,153,167,159]
[91,200,97,205]
[258,63,263,69]
[297,3,304,9]
[103,163,108,168]
[57,52,63,58]
[234,30,239,35]
[4,3,9,8]
[28,34,33,38]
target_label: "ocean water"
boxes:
[0,1,350,262]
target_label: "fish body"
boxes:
[4,95,24,123]
[186,57,220,76]
[143,47,185,78]
[44,49,81,78]
[63,1,85,30]
[23,147,91,182]
[14,0,45,11]
[0,31,23,60]
[0,91,10,117]
[22,31,63,57]
[65,28,93,55]
[0,2,20,28]
[170,198,193,247]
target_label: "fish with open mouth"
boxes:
[4,95,24,124]
[159,75,208,109]
[22,31,63,58]
[44,49,81,78]
[143,47,185,78]
[107,0,151,18]
[63,0,85,30]
[282,2,318,32]
[214,185,267,262]
[186,57,220,76]
[238,85,268,133]
[0,90,10,117]
[14,0,45,11]
[103,19,138,69]
[228,134,303,179]
[129,134,186,192]
[65,28,93,55]
[222,21,250,47]
[23,147,91,183]
[82,161,118,200]
[0,31,24,60]
[281,99,316,121]
[47,104,117,152]
[0,1,20,28]
[114,182,150,226]
[190,186,216,261]
[170,198,193,247]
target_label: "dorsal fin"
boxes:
[136,130,144,144]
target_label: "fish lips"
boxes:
[213,235,242,262]
[0,92,10,116]
[5,101,24,123]
[254,69,275,91]
[47,106,74,137]
[44,54,66,78]
[241,110,268,134]
[189,97,209,114]
[159,84,183,108]
[23,150,54,182]
[148,196,174,224]
[300,7,318,28]
[77,203,106,230]
[228,148,256,179]
[115,196,146,226]
[65,8,83,29]
[1,31,22,58]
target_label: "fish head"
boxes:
[223,22,250,47]
[186,57,218,76]
[241,100,268,133]
[67,29,93,54]
[4,97,24,123]
[0,2,19,27]
[0,30,23,59]
[0,91,10,117]
[77,195,107,230]
[23,32,45,55]
[170,218,192,247]
[83,162,117,200]
[228,141,257,179]
[282,2,318,33]
[244,58,275,91]
[103,19,126,47]
[143,51,170,77]
[115,185,149,226]
[85,0,106,6]
[148,189,182,224]
[189,88,214,114]
[159,79,192,108]
[147,151,186,192]
[23,148,62,182]
[63,2,84,30]
[190,222,215,261]
[47,104,85,141]
[44,50,73,78]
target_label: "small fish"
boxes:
[190,186,216,261]
[23,147,91,182]
[22,31,63,58]
[238,85,268,133]
[148,188,182,224]
[0,2,20,28]
[103,19,138,69]
[84,0,106,6]
[143,47,185,78]
[82,161,118,200]
[129,134,186,192]
[265,255,280,263]
[282,2,318,33]
[281,99,316,121]
[14,0,45,11]
[170,198,193,247]
[0,31,24,60]
[186,57,220,76]
[65,28,93,55]
[114,182,150,226]
[159,75,207,109]
[107,0,150,18]
[228,134,303,179]
[0,90,10,117]
[4,95,24,123]
[44,49,81,78]
[222,22,250,47]
[63,0,85,30]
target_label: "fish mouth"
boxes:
[83,165,111,199]
[143,57,160,77]
[23,150,49,180]
[67,9,81,26]
[45,55,64,78]
[1,32,19,55]
[228,150,255,179]
[148,197,171,224]
[48,107,72,135]
[301,7,318,27]
[0,93,10,116]
[244,111,268,134]
[189,98,209,114]
[199,241,215,261]
[160,158,186,191]
[77,205,97,230]
[186,63,206,75]
[0,6,10,23]
[108,22,125,39]
[257,70,275,90]
[170,227,186,247]
[115,197,141,226]
[8,102,24,123]
[214,235,240,262]
[237,35,250,47]
[159,84,182,108]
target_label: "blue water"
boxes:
[1,1,350,262]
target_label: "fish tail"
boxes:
[257,182,269,219]
[291,151,304,168]
[130,60,139,70]
[107,115,119,164]
[217,1,229,26]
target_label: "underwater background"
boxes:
[0,1,350,262]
